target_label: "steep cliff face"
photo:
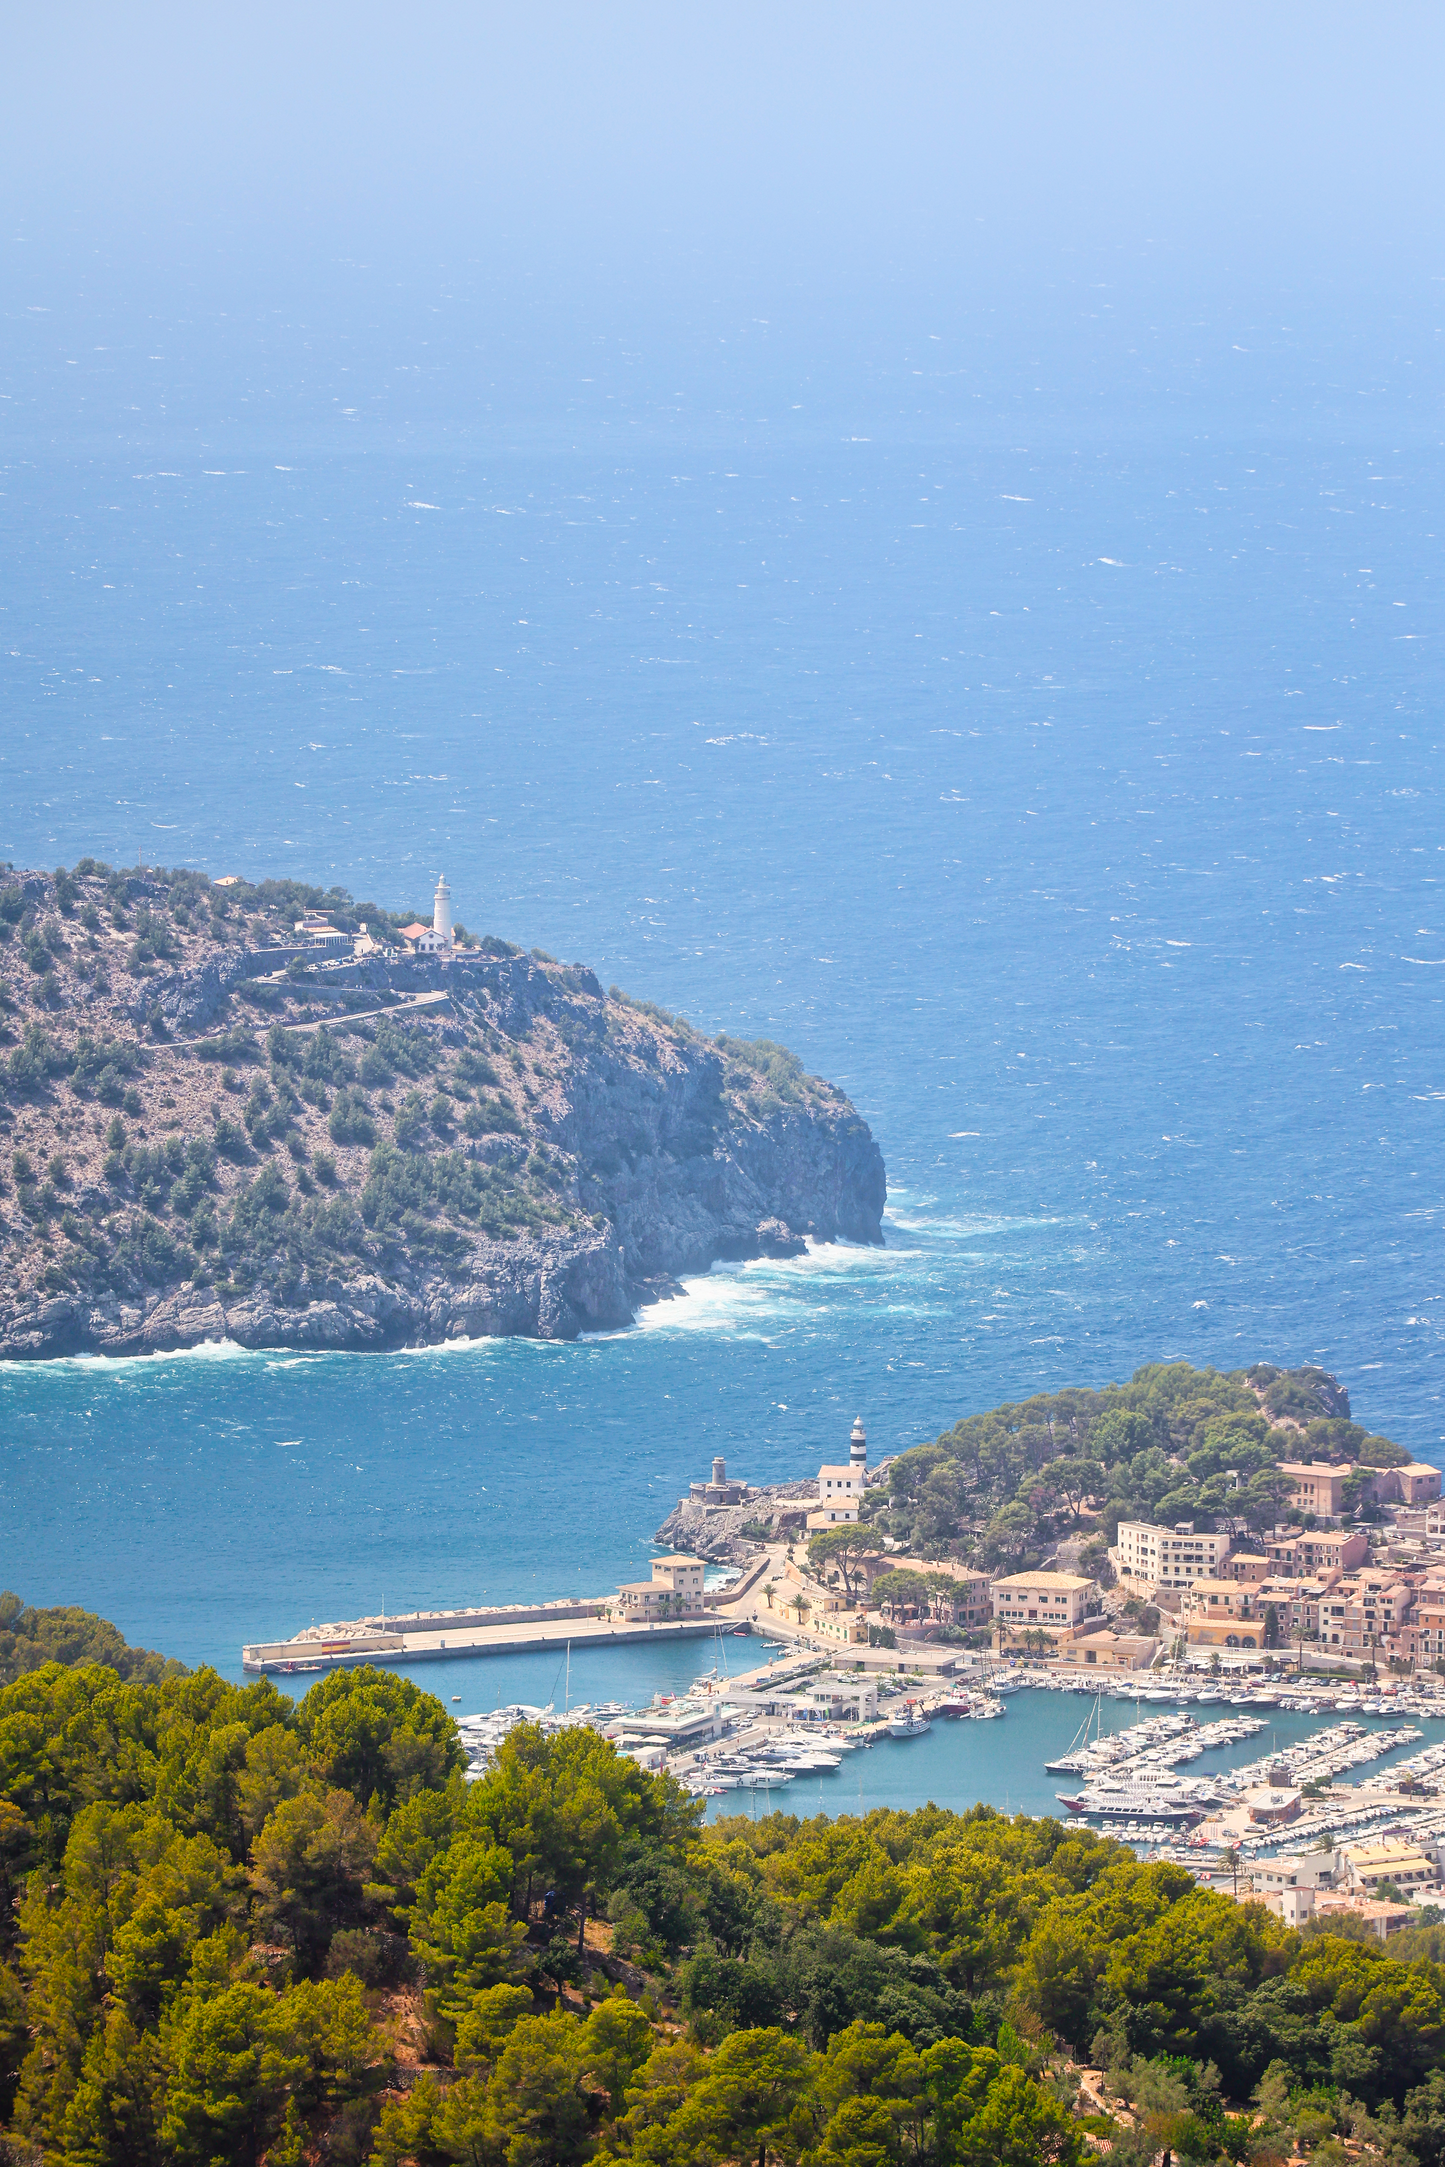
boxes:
[0,863,885,1359]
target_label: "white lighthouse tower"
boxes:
[849,1415,868,1472]
[432,873,454,945]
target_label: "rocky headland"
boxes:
[651,1479,828,1561]
[0,860,885,1359]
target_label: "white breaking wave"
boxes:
[884,1207,1068,1238]
[637,1239,923,1338]
[18,1335,258,1379]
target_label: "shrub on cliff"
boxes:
[328,1087,376,1146]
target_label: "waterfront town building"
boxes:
[990,1570,1095,1646]
[1111,1521,1233,1590]
[292,910,350,949]
[1055,1630,1158,1672]
[399,921,449,954]
[614,1554,707,1622]
[1183,1577,1268,1649]
[1317,1570,1418,1655]
[1407,1586,1445,1665]
[851,1553,992,1632]
[1344,1836,1443,1899]
[1233,1851,1415,1938]
[1250,1577,1330,1640]
[1375,1462,1444,1507]
[1273,1459,1440,1528]
[1266,1528,1368,1576]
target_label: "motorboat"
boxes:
[971,1698,1004,1720]
[888,1704,932,1740]
[1058,1790,1209,1825]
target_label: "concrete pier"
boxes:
[242,1613,733,1675]
[241,1554,776,1676]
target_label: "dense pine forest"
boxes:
[5,1603,1445,2166]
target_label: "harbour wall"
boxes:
[257,1554,773,1657]
[292,1599,606,1641]
[241,1616,727,1675]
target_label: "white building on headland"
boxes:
[292,910,350,949]
[397,874,457,955]
[807,1416,870,1531]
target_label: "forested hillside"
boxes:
[6,1637,1445,2166]
[865,1359,1412,1574]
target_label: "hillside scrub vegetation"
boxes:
[0,860,883,1354]
[8,1619,1445,2164]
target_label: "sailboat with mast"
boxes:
[1044,1691,1107,1773]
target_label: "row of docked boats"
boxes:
[1046,1703,1267,1825]
[683,1727,863,1797]
[1028,1671,1445,1721]
[452,1698,637,1778]
[928,1691,1005,1722]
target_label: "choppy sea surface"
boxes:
[2,389,1443,1714]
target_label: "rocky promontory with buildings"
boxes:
[0,860,885,1359]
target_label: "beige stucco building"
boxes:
[1111,1521,1233,1590]
[615,1554,707,1621]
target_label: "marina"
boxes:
[260,1632,1445,1854]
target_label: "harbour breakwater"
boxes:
[242,1554,775,1673]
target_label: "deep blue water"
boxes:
[3,389,1443,1697]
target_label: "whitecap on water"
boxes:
[637,1238,929,1337]
[885,1207,1071,1239]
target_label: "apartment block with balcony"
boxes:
[1266,1528,1368,1576]
[990,1570,1096,1644]
[1110,1521,1233,1590]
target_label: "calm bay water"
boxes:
[3,374,1444,1719]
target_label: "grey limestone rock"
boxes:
[0,896,885,1360]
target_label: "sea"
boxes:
[3,310,1443,1821]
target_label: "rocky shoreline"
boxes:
[650,1480,825,1563]
[0,863,887,1360]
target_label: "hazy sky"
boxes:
[6,5,1444,436]
[11,6,1445,280]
